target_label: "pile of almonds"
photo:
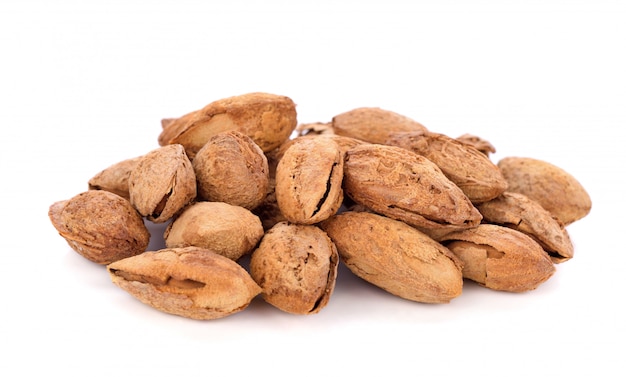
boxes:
[49,92,592,320]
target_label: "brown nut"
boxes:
[128,144,196,223]
[497,157,592,225]
[320,211,463,304]
[107,247,262,320]
[476,192,574,263]
[386,131,508,203]
[343,143,482,239]
[158,92,297,159]
[88,156,141,200]
[439,224,556,293]
[48,190,150,264]
[249,222,338,315]
[164,201,264,261]
[275,136,344,224]
[192,130,269,210]
[331,107,427,144]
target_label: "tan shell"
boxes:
[497,157,591,225]
[320,211,463,304]
[128,144,196,223]
[161,118,176,129]
[275,136,344,224]
[318,133,367,154]
[164,201,264,261]
[158,92,297,159]
[88,156,141,200]
[107,247,262,320]
[249,222,339,314]
[343,143,482,239]
[192,130,269,210]
[439,224,555,292]
[456,133,496,156]
[386,131,508,203]
[477,192,574,263]
[266,134,363,178]
[48,190,150,264]
[331,107,427,144]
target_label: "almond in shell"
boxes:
[497,157,591,225]
[164,201,264,261]
[342,143,482,239]
[192,130,269,210]
[158,92,297,159]
[320,211,463,304]
[49,190,150,264]
[249,222,338,314]
[439,224,556,293]
[107,247,261,320]
[386,131,507,203]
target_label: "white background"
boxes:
[1,1,624,376]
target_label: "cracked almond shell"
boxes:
[275,136,344,224]
[49,190,150,264]
[439,224,556,292]
[107,247,262,320]
[249,222,338,315]
[128,144,196,223]
[158,92,297,159]
[477,192,574,263]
